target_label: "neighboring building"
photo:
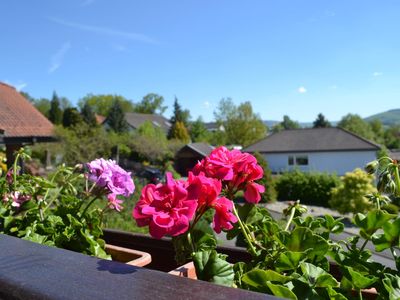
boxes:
[174,143,214,176]
[104,112,171,134]
[389,150,400,161]
[204,122,225,132]
[0,82,55,167]
[244,127,380,175]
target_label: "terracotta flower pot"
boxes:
[105,244,152,267]
[168,261,197,279]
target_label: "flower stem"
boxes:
[13,152,20,190]
[81,197,98,216]
[393,163,400,197]
[360,239,369,252]
[284,206,296,231]
[232,205,257,256]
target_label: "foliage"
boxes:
[384,125,400,149]
[275,170,340,207]
[106,100,130,133]
[214,98,267,147]
[134,93,167,115]
[81,102,97,126]
[0,149,134,259]
[252,152,276,202]
[169,121,191,143]
[313,113,331,128]
[329,168,376,214]
[78,94,134,116]
[55,124,113,166]
[189,117,210,142]
[338,113,375,141]
[48,91,63,125]
[133,148,400,299]
[364,108,400,127]
[169,97,190,128]
[62,107,83,128]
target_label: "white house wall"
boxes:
[263,151,377,175]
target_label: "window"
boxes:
[288,155,308,166]
[295,156,308,166]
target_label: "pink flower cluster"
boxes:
[2,191,31,208]
[87,158,135,211]
[193,146,265,203]
[133,147,265,239]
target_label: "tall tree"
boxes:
[81,102,97,126]
[48,91,63,125]
[281,115,300,130]
[134,93,167,115]
[106,100,129,133]
[313,113,331,128]
[78,94,134,116]
[214,98,267,147]
[62,107,83,128]
[168,97,190,139]
[338,114,375,140]
[169,121,190,143]
[190,117,209,142]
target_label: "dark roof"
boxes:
[124,112,171,132]
[390,150,400,161]
[185,143,214,156]
[244,127,381,153]
[0,82,54,141]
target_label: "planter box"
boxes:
[105,244,151,267]
[168,261,197,279]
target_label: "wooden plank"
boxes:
[0,234,277,300]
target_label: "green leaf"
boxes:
[322,215,344,234]
[242,269,292,286]
[382,274,400,300]
[345,266,377,289]
[325,287,348,300]
[280,227,329,260]
[354,210,396,239]
[266,282,297,300]
[372,217,400,252]
[275,251,305,272]
[299,262,338,288]
[193,250,234,287]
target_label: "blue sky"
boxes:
[1,0,400,122]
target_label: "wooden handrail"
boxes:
[0,233,277,300]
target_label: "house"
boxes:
[244,127,380,175]
[0,82,55,167]
[204,122,225,132]
[104,112,171,134]
[174,143,214,176]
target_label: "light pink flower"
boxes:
[133,173,197,239]
[213,197,238,233]
[107,194,124,212]
[87,158,135,197]
[9,191,31,208]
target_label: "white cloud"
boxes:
[297,86,307,94]
[373,72,383,77]
[81,0,95,6]
[4,80,27,91]
[48,17,157,44]
[203,101,212,109]
[48,42,71,74]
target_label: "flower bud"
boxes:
[365,160,378,174]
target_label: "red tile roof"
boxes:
[0,82,54,138]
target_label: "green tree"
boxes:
[281,115,300,130]
[62,107,83,128]
[78,94,134,116]
[81,102,97,126]
[338,114,375,140]
[106,100,129,133]
[369,119,385,144]
[48,91,63,125]
[134,93,167,115]
[214,98,267,147]
[384,125,400,149]
[170,121,190,143]
[190,117,210,142]
[313,113,331,128]
[168,97,191,139]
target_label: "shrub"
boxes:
[329,168,376,214]
[275,170,340,207]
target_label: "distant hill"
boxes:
[364,109,400,126]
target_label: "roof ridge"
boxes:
[0,82,16,90]
[336,127,382,149]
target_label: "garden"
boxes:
[1,146,400,299]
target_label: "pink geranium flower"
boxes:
[186,172,222,208]
[87,158,135,197]
[107,194,124,212]
[213,197,238,233]
[133,173,197,239]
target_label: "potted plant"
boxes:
[133,146,400,299]
[0,148,151,267]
